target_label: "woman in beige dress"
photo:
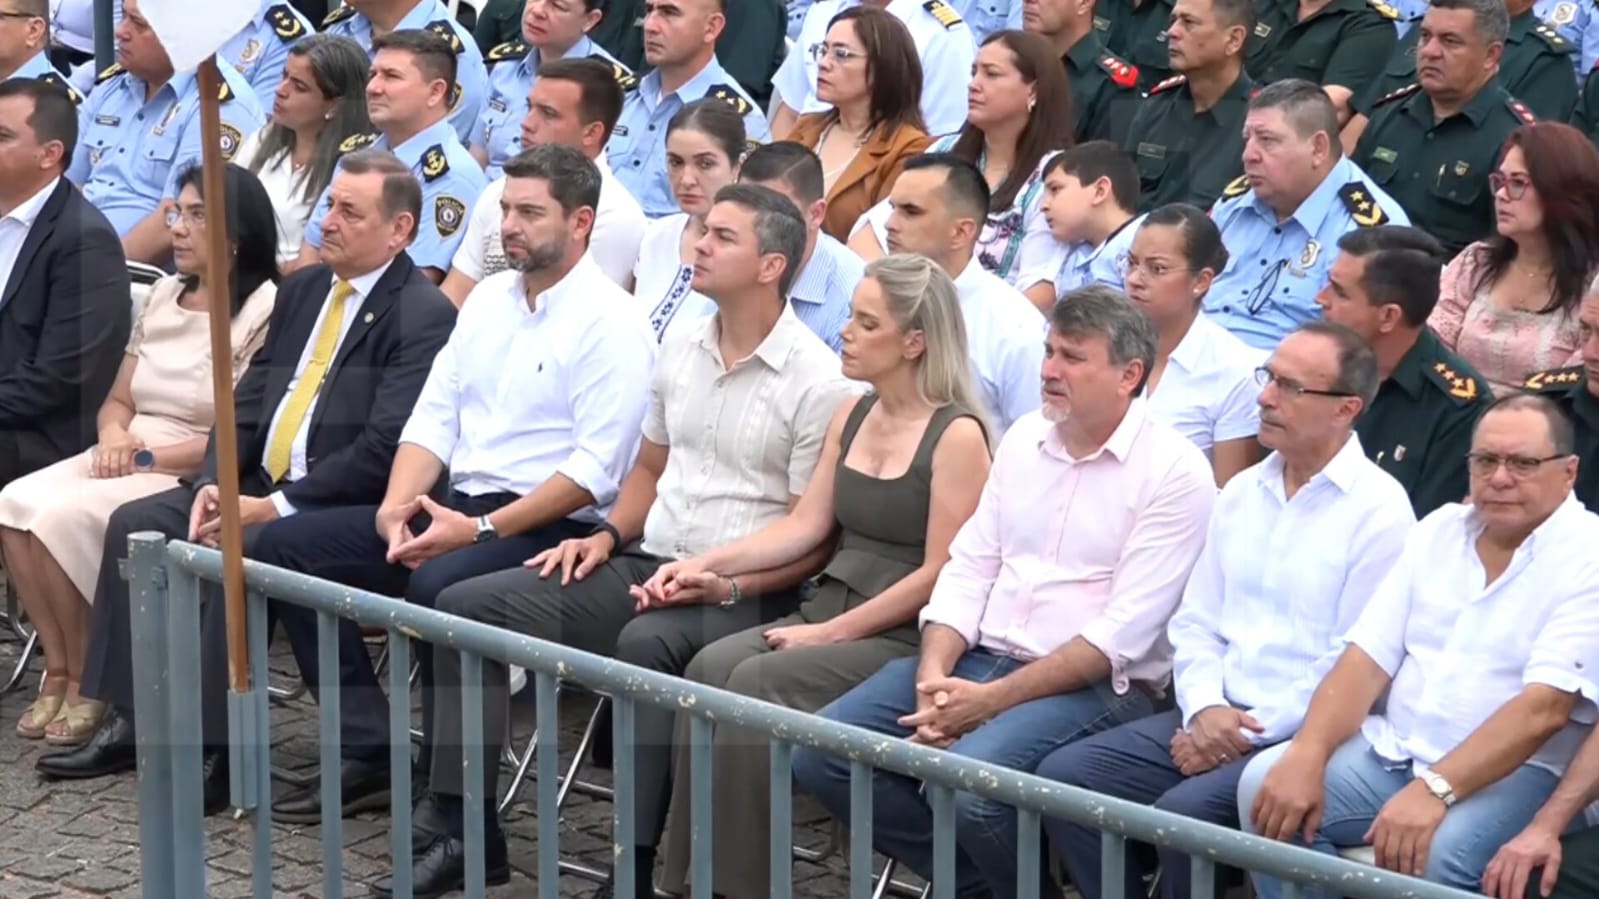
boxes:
[0,164,280,743]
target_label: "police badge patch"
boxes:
[436,196,466,237]
[219,124,243,160]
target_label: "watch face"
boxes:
[133,449,156,469]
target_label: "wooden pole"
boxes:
[196,57,250,694]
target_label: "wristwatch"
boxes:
[591,521,623,552]
[473,514,498,544]
[1417,769,1457,807]
[133,449,156,472]
[718,574,742,609]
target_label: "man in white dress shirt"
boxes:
[1037,321,1416,899]
[441,57,646,303]
[1241,393,1599,897]
[884,152,1044,432]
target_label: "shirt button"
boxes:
[1259,259,1267,265]
[634,160,641,166]
[1222,305,1232,313]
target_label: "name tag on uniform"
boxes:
[1136,143,1165,159]
[488,98,506,112]
[94,114,120,126]
[1373,147,1398,164]
[613,125,629,138]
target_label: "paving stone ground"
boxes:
[0,621,871,898]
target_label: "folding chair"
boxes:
[1,586,39,694]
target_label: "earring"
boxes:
[1027,98,1036,112]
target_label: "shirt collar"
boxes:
[13,51,52,80]
[1083,212,1141,266]
[1064,30,1106,73]
[1258,431,1368,496]
[1248,156,1350,233]
[511,254,601,315]
[1038,397,1150,463]
[1167,314,1217,375]
[4,177,57,228]
[528,34,597,71]
[696,302,807,370]
[394,0,440,31]
[338,258,394,301]
[1464,490,1586,552]
[1415,79,1502,127]
[1386,327,1443,399]
[384,119,456,165]
[644,55,726,104]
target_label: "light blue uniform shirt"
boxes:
[1535,0,1595,81]
[303,119,488,271]
[219,0,313,103]
[947,0,1023,41]
[788,232,861,354]
[605,56,769,218]
[1205,157,1409,351]
[12,51,81,103]
[1393,0,1429,36]
[70,63,265,237]
[1054,213,1144,298]
[322,0,489,144]
[477,34,628,180]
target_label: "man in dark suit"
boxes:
[0,79,129,488]
[36,150,458,804]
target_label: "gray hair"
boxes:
[711,183,808,296]
[1486,394,1576,455]
[503,143,603,219]
[1049,286,1158,394]
[1293,321,1381,409]
[1430,0,1510,45]
[864,254,990,439]
[1249,79,1343,156]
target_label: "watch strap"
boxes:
[591,521,623,551]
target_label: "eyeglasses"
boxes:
[1488,172,1532,201]
[1246,259,1288,316]
[1253,366,1357,399]
[808,42,866,64]
[164,207,207,229]
[1465,451,1568,478]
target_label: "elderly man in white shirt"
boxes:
[1240,393,1599,898]
[1037,322,1416,899]
[882,152,1043,432]
[440,57,646,304]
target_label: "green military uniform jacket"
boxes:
[1122,70,1253,210]
[1524,366,1599,511]
[1357,10,1575,120]
[1352,80,1535,256]
[471,0,522,52]
[1062,31,1141,144]
[1094,0,1175,91]
[589,0,786,108]
[1245,0,1399,91]
[1355,328,1491,517]
[1573,64,1599,149]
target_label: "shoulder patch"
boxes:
[1508,96,1537,123]
[266,4,306,42]
[486,39,527,64]
[95,63,123,85]
[1374,82,1422,106]
[706,83,752,116]
[435,196,466,237]
[321,3,356,26]
[219,123,243,160]
[595,57,638,92]
[1430,361,1481,402]
[421,144,451,182]
[1524,366,1585,392]
[923,0,964,29]
[1098,54,1139,89]
[1149,74,1187,95]
[1532,23,1575,52]
[37,72,82,105]
[1367,0,1400,19]
[1338,182,1388,227]
[338,132,379,155]
[1549,1,1578,26]
[1221,174,1250,199]
[425,20,465,54]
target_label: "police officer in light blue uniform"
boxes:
[218,0,314,102]
[1536,0,1595,80]
[1055,213,1143,296]
[10,51,82,104]
[322,0,489,143]
[477,34,628,179]
[70,60,265,241]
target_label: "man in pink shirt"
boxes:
[791,285,1218,899]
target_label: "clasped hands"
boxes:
[376,495,477,569]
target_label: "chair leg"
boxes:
[3,627,39,693]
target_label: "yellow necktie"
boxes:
[265,279,355,482]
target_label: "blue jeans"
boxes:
[1235,734,1560,898]
[791,651,1155,899]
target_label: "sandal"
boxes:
[16,691,66,739]
[43,698,106,746]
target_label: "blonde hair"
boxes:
[864,254,991,439]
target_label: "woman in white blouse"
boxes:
[236,33,371,267]
[629,98,745,342]
[1123,203,1266,485]
[850,30,1072,310]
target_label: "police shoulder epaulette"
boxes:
[338,132,379,155]
[1507,96,1537,123]
[1148,74,1186,95]
[1098,53,1139,89]
[1373,82,1422,106]
[706,83,752,116]
[37,73,82,105]
[95,63,123,85]
[1338,182,1388,227]
[421,144,451,182]
[321,3,356,27]
[923,0,964,30]
[424,20,465,54]
[266,4,306,42]
[449,82,463,110]
[218,79,235,103]
[1429,361,1482,402]
[595,57,638,92]
[1220,174,1250,199]
[1524,366,1584,392]
[486,39,526,64]
[1532,22,1575,53]
[1367,0,1400,20]
[743,138,763,158]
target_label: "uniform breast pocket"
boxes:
[77,119,120,176]
[1284,45,1330,81]
[481,99,512,142]
[1430,161,1485,210]
[1134,144,1172,194]
[1363,155,1400,189]
[138,132,182,190]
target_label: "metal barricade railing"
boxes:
[129,534,1486,899]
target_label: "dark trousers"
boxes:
[1533,826,1599,899]
[251,493,587,765]
[432,542,800,845]
[1035,708,1263,899]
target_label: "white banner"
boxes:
[138,0,257,74]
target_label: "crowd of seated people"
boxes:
[8,0,1599,897]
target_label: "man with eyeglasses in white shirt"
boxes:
[1241,393,1599,898]
[1038,320,1415,899]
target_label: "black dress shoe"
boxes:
[271,757,391,824]
[370,833,509,899]
[410,792,450,853]
[36,708,136,779]
[202,750,230,816]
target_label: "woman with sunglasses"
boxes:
[1430,122,1599,397]
[1123,204,1266,485]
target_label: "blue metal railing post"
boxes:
[92,0,114,73]
[316,610,344,899]
[162,556,207,898]
[387,631,414,899]
[534,672,560,899]
[461,651,487,899]
[128,532,175,899]
[247,589,274,899]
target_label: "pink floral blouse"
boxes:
[1429,243,1584,398]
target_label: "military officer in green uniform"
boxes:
[472,0,524,50]
[1573,61,1599,148]
[1522,288,1599,510]
[1352,0,1535,255]
[1244,0,1399,122]
[1121,0,1254,209]
[1025,0,1141,142]
[1316,225,1492,515]
[1094,0,1174,90]
[589,0,786,108]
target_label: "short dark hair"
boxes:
[173,163,281,316]
[739,142,825,205]
[0,78,77,168]
[1428,0,1510,44]
[502,143,602,217]
[1044,141,1139,211]
[1484,394,1576,455]
[904,152,991,222]
[1249,79,1342,156]
[1142,203,1229,274]
[1050,285,1158,394]
[336,149,422,240]
[825,5,925,135]
[1335,226,1448,327]
[1210,0,1256,35]
[15,0,47,20]
[711,183,808,296]
[536,57,626,144]
[1293,321,1381,408]
[371,29,459,96]
[665,98,747,167]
